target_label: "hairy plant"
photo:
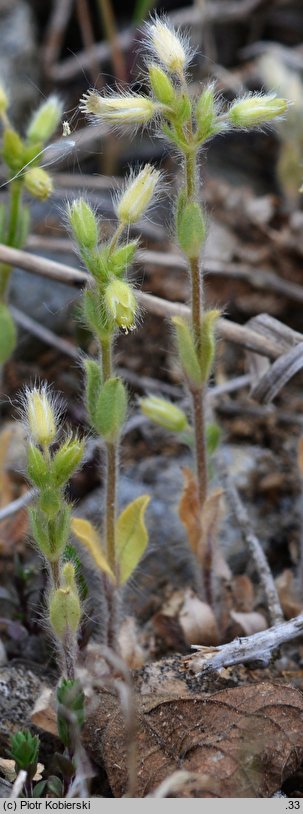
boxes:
[79,15,287,603]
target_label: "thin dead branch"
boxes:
[220,457,284,625]
[184,612,303,674]
[0,243,293,360]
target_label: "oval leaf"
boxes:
[116,496,150,585]
[71,517,115,581]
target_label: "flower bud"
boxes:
[195,85,218,142]
[27,95,63,143]
[80,91,158,125]
[51,436,85,487]
[94,377,128,442]
[104,279,137,332]
[67,198,99,250]
[228,94,287,128]
[148,64,176,106]
[26,386,57,447]
[0,83,9,116]
[116,164,160,225]
[140,395,189,432]
[27,444,49,486]
[24,168,53,200]
[146,18,189,74]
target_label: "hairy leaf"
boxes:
[71,517,114,581]
[116,496,150,584]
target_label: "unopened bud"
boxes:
[116,164,160,225]
[148,64,176,105]
[195,85,218,142]
[104,279,137,332]
[146,18,189,74]
[67,198,99,250]
[27,95,63,143]
[80,91,158,125]
[140,395,189,432]
[52,436,84,487]
[25,385,57,447]
[228,94,287,128]
[24,168,53,200]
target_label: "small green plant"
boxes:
[67,169,162,650]
[9,731,40,796]
[24,384,84,678]
[0,90,62,362]
[79,15,287,601]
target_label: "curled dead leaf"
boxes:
[84,681,303,797]
[178,588,219,646]
[229,611,268,637]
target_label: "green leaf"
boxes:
[177,201,206,259]
[172,316,202,388]
[71,517,115,581]
[94,377,127,442]
[116,495,150,584]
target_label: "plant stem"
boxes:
[184,150,208,508]
[100,335,120,649]
[0,181,23,301]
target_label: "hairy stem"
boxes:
[184,151,208,509]
[0,181,23,301]
[100,336,120,650]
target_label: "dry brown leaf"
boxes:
[179,467,201,557]
[0,759,44,783]
[178,588,219,646]
[276,569,302,619]
[118,617,146,669]
[31,688,58,736]
[200,488,223,563]
[231,575,255,613]
[84,681,303,797]
[229,611,268,637]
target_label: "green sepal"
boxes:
[148,64,176,106]
[89,247,111,282]
[110,240,138,277]
[177,201,206,259]
[2,129,25,172]
[199,309,220,382]
[172,316,202,388]
[84,358,103,428]
[94,377,127,442]
[195,85,217,143]
[22,141,42,169]
[174,93,192,125]
[51,436,84,487]
[27,444,50,487]
[0,303,16,363]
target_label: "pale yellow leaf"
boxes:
[71,517,115,581]
[116,495,150,585]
